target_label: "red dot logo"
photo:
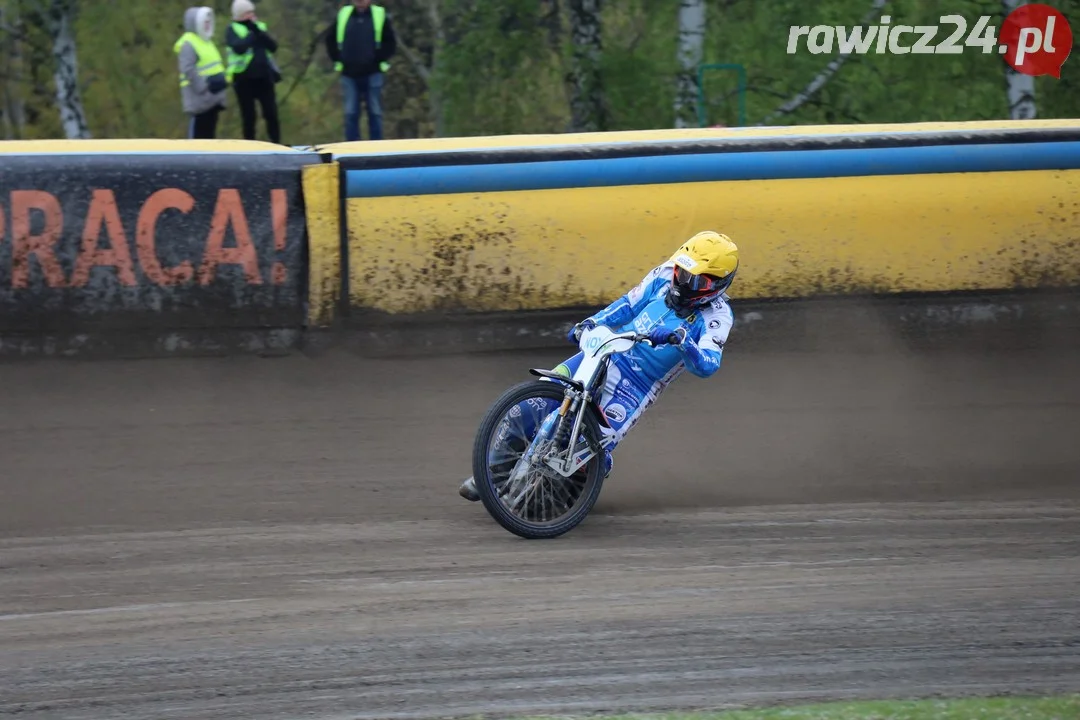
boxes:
[1000,3,1073,78]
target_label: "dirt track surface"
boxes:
[2,343,1080,719]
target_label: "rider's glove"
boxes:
[648,326,685,347]
[568,318,597,344]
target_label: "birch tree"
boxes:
[1002,0,1035,119]
[567,0,606,132]
[26,0,89,138]
[673,0,704,128]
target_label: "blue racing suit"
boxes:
[552,261,734,465]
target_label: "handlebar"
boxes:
[629,331,682,347]
[577,325,683,351]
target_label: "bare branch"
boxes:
[426,0,444,46]
[397,37,431,85]
[758,0,889,125]
[0,2,26,38]
[20,0,48,16]
[0,20,26,37]
[277,25,329,108]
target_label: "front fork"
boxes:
[507,389,596,489]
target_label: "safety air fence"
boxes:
[2,120,1079,357]
[0,140,335,356]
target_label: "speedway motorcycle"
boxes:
[471,324,680,539]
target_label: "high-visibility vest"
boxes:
[334,4,390,73]
[173,31,226,88]
[226,20,273,81]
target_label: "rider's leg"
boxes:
[460,351,659,499]
[545,351,660,479]
[589,354,660,478]
[555,352,616,476]
[459,352,584,501]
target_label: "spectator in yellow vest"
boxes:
[175,6,228,139]
[324,0,397,141]
[226,0,282,144]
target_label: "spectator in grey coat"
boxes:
[175,6,229,139]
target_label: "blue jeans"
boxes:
[340,73,383,141]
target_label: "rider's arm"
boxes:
[677,336,724,378]
[678,300,734,378]
[588,264,668,328]
[588,295,635,328]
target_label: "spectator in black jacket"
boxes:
[324,0,396,141]
[226,0,282,143]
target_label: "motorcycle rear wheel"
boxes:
[472,380,606,539]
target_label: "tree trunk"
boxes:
[1003,0,1035,119]
[540,0,561,52]
[673,0,704,128]
[426,0,446,137]
[0,0,27,138]
[567,0,606,133]
[41,0,90,138]
[397,0,446,136]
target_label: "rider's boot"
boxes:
[459,475,480,501]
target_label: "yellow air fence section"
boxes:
[345,170,1080,315]
[301,161,342,327]
[321,118,1080,157]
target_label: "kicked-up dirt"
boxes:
[1,338,1079,719]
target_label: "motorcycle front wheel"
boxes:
[471,380,607,539]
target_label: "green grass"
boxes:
[519,695,1080,720]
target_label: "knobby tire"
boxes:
[472,380,606,539]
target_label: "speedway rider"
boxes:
[459,230,739,502]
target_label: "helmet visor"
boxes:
[674,265,724,296]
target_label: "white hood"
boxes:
[195,6,215,41]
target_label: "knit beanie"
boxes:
[232,0,255,20]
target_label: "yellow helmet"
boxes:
[666,231,739,316]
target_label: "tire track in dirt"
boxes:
[1,344,1078,718]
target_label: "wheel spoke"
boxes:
[477,385,606,536]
